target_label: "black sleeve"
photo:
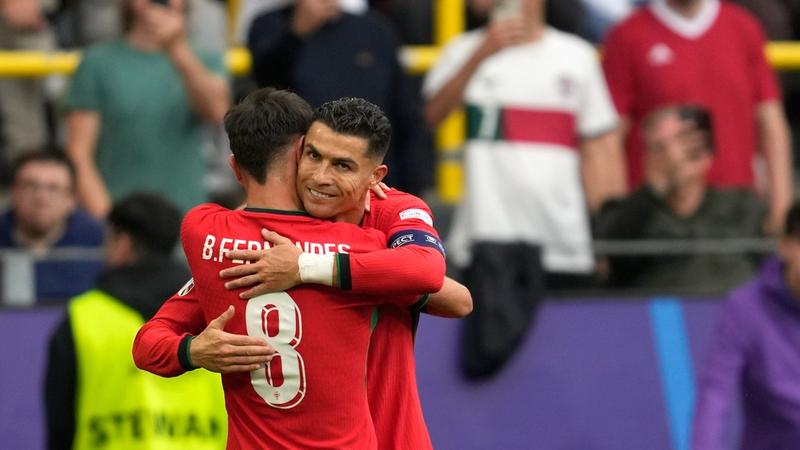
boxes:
[44,316,76,450]
[247,7,304,88]
[594,187,663,287]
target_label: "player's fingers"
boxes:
[239,285,271,299]
[223,334,274,350]
[220,263,260,279]
[220,364,264,374]
[225,274,264,291]
[223,355,274,366]
[207,305,234,330]
[224,249,263,264]
[261,228,294,246]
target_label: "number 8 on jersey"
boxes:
[245,292,306,409]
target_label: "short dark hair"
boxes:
[12,148,77,190]
[314,97,392,161]
[108,192,181,257]
[643,104,714,154]
[786,200,800,238]
[224,88,314,184]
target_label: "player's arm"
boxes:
[133,280,276,377]
[422,276,473,318]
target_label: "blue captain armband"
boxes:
[387,230,446,256]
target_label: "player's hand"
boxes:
[190,305,275,373]
[220,228,302,298]
[365,182,391,212]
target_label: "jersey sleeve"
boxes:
[742,13,781,103]
[601,24,635,118]
[342,192,446,296]
[132,279,206,377]
[65,48,103,111]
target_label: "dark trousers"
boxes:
[460,241,545,379]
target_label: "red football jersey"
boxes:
[361,190,442,450]
[182,204,412,450]
[602,3,780,188]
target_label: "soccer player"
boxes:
[134,96,470,449]
[178,88,427,449]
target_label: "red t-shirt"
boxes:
[602,3,780,188]
[181,204,413,450]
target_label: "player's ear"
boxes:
[295,135,305,163]
[370,164,388,185]
[228,155,244,183]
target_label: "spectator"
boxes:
[466,0,588,36]
[602,0,792,234]
[422,0,624,377]
[0,150,104,302]
[731,0,800,40]
[0,0,56,176]
[692,199,800,450]
[44,192,226,450]
[596,105,766,292]
[65,0,230,217]
[246,0,430,194]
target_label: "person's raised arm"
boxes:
[757,101,792,235]
[148,2,230,124]
[423,17,528,128]
[66,111,109,219]
[581,129,627,213]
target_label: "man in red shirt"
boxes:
[602,0,792,232]
[134,93,470,449]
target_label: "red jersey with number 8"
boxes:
[181,204,412,450]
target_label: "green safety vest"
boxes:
[69,290,227,450]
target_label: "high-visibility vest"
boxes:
[69,290,227,450]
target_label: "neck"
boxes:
[665,0,704,18]
[243,172,303,211]
[126,25,161,51]
[13,222,66,256]
[333,197,368,225]
[667,181,706,217]
[522,13,546,42]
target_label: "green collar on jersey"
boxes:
[243,207,311,217]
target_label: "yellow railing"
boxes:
[3,37,800,201]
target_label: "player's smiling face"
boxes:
[297,121,387,222]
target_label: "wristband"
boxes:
[298,253,335,286]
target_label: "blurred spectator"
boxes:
[0,0,56,176]
[580,0,637,41]
[692,199,800,450]
[467,0,588,36]
[0,150,103,302]
[65,0,230,218]
[44,192,226,450]
[596,105,766,292]
[731,0,800,40]
[603,0,792,234]
[246,0,430,194]
[422,0,623,377]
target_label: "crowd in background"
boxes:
[0,0,795,304]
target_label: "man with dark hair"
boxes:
[134,90,469,449]
[596,104,767,291]
[0,149,104,302]
[150,88,439,449]
[44,192,226,450]
[692,199,800,449]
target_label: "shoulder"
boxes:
[373,190,434,222]
[182,203,228,228]
[80,40,124,63]
[62,209,105,246]
[547,28,596,56]
[440,29,484,55]
[605,8,651,41]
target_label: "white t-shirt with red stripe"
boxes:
[423,27,617,272]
